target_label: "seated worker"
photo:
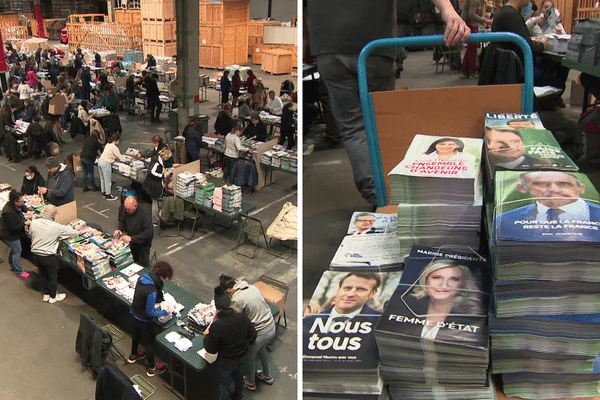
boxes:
[266,90,283,115]
[237,98,252,119]
[24,116,51,159]
[243,113,268,142]
[92,84,118,113]
[19,98,37,123]
[214,110,235,138]
[492,0,568,93]
[526,0,565,37]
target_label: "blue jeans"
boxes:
[316,53,395,205]
[219,364,244,400]
[6,239,24,275]
[244,325,276,385]
[98,160,112,195]
[81,157,95,188]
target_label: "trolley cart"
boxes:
[358,33,535,207]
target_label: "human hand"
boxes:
[122,235,132,243]
[535,14,546,26]
[38,187,48,195]
[25,220,31,226]
[485,18,493,26]
[440,7,471,46]
[113,229,122,237]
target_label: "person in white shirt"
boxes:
[97,133,128,200]
[17,80,32,100]
[223,122,248,183]
[266,90,283,115]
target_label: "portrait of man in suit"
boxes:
[497,171,600,241]
[304,272,383,318]
[486,128,541,169]
[347,213,384,236]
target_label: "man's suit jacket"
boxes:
[495,200,600,242]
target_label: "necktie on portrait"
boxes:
[546,208,564,221]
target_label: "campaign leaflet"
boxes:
[330,212,403,270]
[389,134,483,179]
[484,112,578,172]
[375,246,490,350]
[303,270,402,371]
[493,170,600,243]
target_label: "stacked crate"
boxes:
[576,0,600,20]
[199,0,250,69]
[247,19,281,56]
[114,8,141,24]
[141,0,176,57]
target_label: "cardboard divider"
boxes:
[370,84,523,203]
[55,200,77,225]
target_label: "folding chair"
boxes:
[102,323,127,364]
[130,374,156,399]
[254,275,288,328]
[434,44,462,74]
[233,213,268,259]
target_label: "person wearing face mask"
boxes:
[21,165,46,195]
[0,190,31,279]
[98,133,128,201]
[29,204,79,303]
[38,156,75,206]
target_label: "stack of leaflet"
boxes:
[187,302,217,334]
[113,161,131,176]
[195,182,215,205]
[213,187,223,212]
[104,237,133,270]
[482,112,578,199]
[375,246,493,400]
[389,135,483,253]
[194,172,207,185]
[176,171,196,198]
[289,154,297,172]
[389,134,482,205]
[74,242,111,279]
[22,194,45,212]
[330,212,403,271]
[213,139,225,153]
[130,160,145,180]
[60,236,87,266]
[222,185,242,213]
[490,169,600,397]
[303,270,402,398]
[123,50,144,64]
[259,110,280,124]
[201,136,218,148]
[261,150,274,165]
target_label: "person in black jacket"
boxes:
[80,131,103,192]
[0,190,31,278]
[214,110,235,137]
[127,260,173,377]
[277,103,296,150]
[115,196,154,267]
[140,70,162,122]
[142,148,172,226]
[21,165,46,195]
[38,156,75,206]
[24,116,53,159]
[204,286,257,400]
[243,113,268,142]
[81,66,92,101]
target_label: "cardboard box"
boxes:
[569,77,598,106]
[48,141,60,155]
[72,155,83,174]
[114,76,127,87]
[48,94,67,115]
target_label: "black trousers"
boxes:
[33,254,58,297]
[130,240,152,268]
[131,318,157,368]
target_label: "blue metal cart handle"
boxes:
[358,32,534,207]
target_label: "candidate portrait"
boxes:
[485,128,542,169]
[496,171,600,241]
[347,213,384,236]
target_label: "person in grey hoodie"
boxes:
[219,274,276,392]
[38,156,75,206]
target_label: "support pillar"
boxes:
[107,0,115,23]
[175,0,200,134]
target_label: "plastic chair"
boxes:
[130,374,156,399]
[254,275,288,328]
[233,213,268,259]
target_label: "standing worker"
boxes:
[128,261,173,377]
[221,70,231,106]
[38,156,75,206]
[461,0,492,79]
[0,190,31,279]
[29,205,78,303]
[115,196,154,267]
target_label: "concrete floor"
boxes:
[0,61,298,399]
[303,47,597,303]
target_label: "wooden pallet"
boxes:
[140,0,175,20]
[1,25,28,40]
[67,22,142,57]
[114,8,141,24]
[142,19,176,42]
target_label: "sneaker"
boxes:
[470,72,480,79]
[460,72,469,79]
[147,362,167,377]
[244,379,257,391]
[42,294,50,302]
[256,370,274,385]
[17,271,30,279]
[48,293,66,304]
[105,194,118,201]
[128,352,146,364]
